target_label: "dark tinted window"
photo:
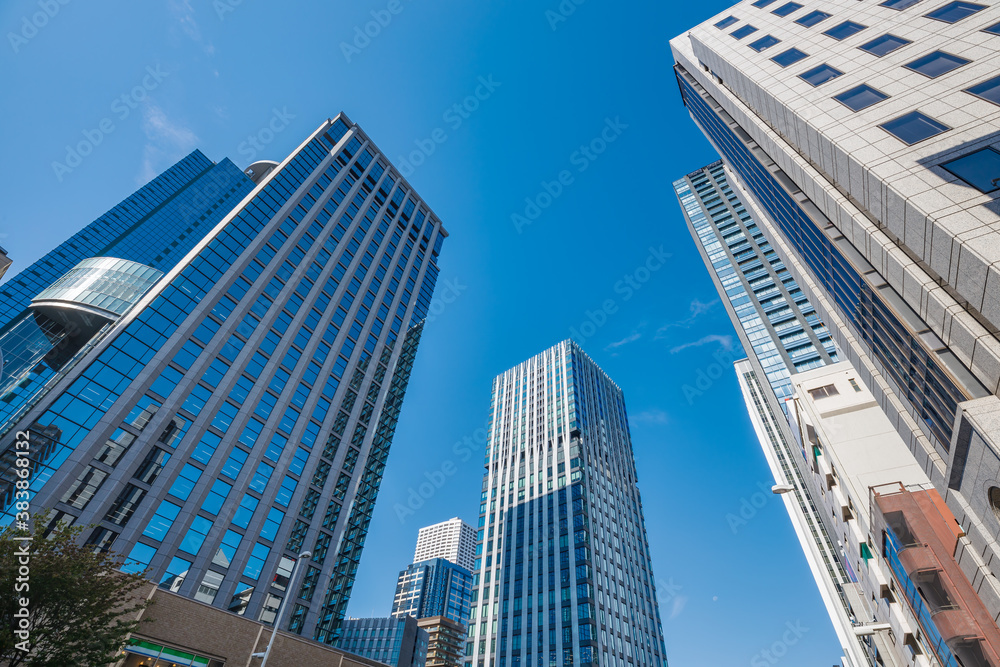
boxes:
[750,35,781,51]
[823,21,867,40]
[880,0,922,9]
[732,25,760,39]
[799,64,844,86]
[715,16,739,29]
[924,1,986,23]
[941,147,1000,193]
[796,10,831,26]
[966,75,1000,105]
[772,48,809,67]
[859,34,912,56]
[772,2,803,16]
[904,50,970,77]
[834,84,890,111]
[879,111,950,144]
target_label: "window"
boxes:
[749,35,781,51]
[879,111,950,144]
[859,33,912,56]
[715,16,738,29]
[752,0,777,6]
[985,22,1000,35]
[731,25,759,39]
[849,378,863,392]
[822,21,866,40]
[771,47,808,67]
[808,384,839,400]
[904,50,970,77]
[795,10,831,26]
[924,1,986,22]
[799,64,843,86]
[834,84,890,111]
[880,0,922,8]
[771,2,802,16]
[941,147,1000,193]
[965,75,1000,106]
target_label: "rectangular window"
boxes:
[834,84,889,111]
[808,384,840,400]
[904,50,970,77]
[880,111,950,144]
[795,10,830,26]
[880,0,922,8]
[859,33,912,56]
[924,1,986,22]
[966,75,1000,106]
[771,2,802,16]
[799,64,843,86]
[714,16,738,29]
[751,0,777,6]
[179,515,214,555]
[201,479,233,515]
[749,35,780,52]
[822,21,866,40]
[771,48,808,67]
[941,147,1000,193]
[731,25,759,39]
[985,22,1000,35]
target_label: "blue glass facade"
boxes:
[468,341,665,667]
[339,616,428,667]
[674,161,837,404]
[0,151,252,334]
[0,115,448,645]
[392,557,473,627]
[675,65,988,449]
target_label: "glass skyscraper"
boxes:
[392,557,473,626]
[0,113,447,645]
[467,341,666,667]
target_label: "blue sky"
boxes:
[1,1,842,663]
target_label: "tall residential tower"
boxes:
[467,341,666,667]
[413,517,476,572]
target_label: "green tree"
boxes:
[0,517,152,667]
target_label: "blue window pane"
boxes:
[179,516,213,555]
[160,556,192,589]
[201,479,232,515]
[985,22,1000,35]
[233,494,259,528]
[925,1,986,22]
[221,447,249,479]
[834,84,890,111]
[122,542,157,573]
[261,507,285,541]
[171,340,203,371]
[799,64,844,86]
[859,34,912,56]
[168,463,203,500]
[715,16,738,29]
[966,75,1000,105]
[795,10,831,27]
[250,461,274,492]
[771,48,808,67]
[822,21,866,40]
[749,35,781,52]
[904,50,970,77]
[771,2,802,16]
[752,0,777,6]
[941,147,1000,193]
[731,25,759,39]
[142,500,181,541]
[880,0,922,8]
[879,111,950,144]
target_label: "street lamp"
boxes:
[253,551,312,667]
[772,483,795,494]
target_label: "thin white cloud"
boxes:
[137,104,199,184]
[169,0,215,55]
[605,331,642,351]
[633,409,669,425]
[670,334,733,354]
[655,298,720,338]
[669,596,688,620]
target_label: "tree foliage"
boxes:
[0,517,152,667]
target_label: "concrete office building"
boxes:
[418,616,466,667]
[338,616,428,667]
[671,0,1000,629]
[467,341,666,667]
[0,113,448,645]
[788,362,1000,666]
[413,517,476,572]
